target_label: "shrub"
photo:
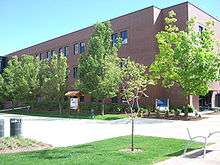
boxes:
[170,108,181,117]
[33,100,68,111]
[79,103,128,115]
[182,105,195,117]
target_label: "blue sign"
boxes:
[156,99,169,110]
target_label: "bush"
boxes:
[181,105,195,117]
[80,103,128,115]
[170,108,181,117]
[33,100,68,111]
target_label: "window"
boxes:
[63,47,68,56]
[46,51,52,61]
[59,47,68,56]
[198,25,204,34]
[51,50,55,56]
[112,33,118,45]
[111,97,118,103]
[73,67,78,79]
[36,53,42,60]
[91,97,95,102]
[59,48,63,55]
[74,43,79,55]
[120,31,128,44]
[120,59,128,68]
[80,42,86,53]
[80,96,85,103]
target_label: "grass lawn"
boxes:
[0,136,202,165]
[1,109,127,120]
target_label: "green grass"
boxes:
[0,136,202,165]
[1,109,127,120]
[0,137,38,149]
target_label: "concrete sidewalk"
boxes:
[156,143,220,165]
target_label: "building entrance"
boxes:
[199,91,212,111]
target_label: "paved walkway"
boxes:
[156,143,220,165]
[1,113,220,147]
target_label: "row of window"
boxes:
[36,30,128,60]
[71,57,128,79]
[36,42,86,60]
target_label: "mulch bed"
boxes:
[142,113,206,121]
[119,148,143,153]
[0,142,52,154]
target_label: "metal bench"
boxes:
[184,128,207,158]
[184,128,220,158]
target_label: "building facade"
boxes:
[4,2,220,110]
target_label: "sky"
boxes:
[0,0,219,55]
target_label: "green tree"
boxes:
[120,57,154,151]
[150,11,220,108]
[0,74,4,102]
[40,54,68,114]
[2,55,41,109]
[76,22,122,115]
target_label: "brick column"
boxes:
[211,91,217,109]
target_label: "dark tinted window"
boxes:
[73,67,78,79]
[112,33,118,45]
[80,42,86,53]
[74,43,79,55]
[120,31,128,44]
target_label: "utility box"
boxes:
[10,118,22,136]
[0,119,4,137]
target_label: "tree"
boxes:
[0,74,4,102]
[40,54,68,114]
[1,55,41,108]
[120,57,154,151]
[76,22,122,115]
[150,10,220,108]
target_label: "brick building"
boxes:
[2,2,220,110]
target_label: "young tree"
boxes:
[76,22,122,115]
[1,55,41,108]
[40,54,68,114]
[120,57,154,151]
[150,11,220,108]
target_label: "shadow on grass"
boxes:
[18,144,97,161]
[166,147,203,157]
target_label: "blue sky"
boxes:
[0,0,219,55]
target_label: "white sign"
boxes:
[70,98,78,110]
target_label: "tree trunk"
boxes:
[101,99,105,116]
[58,101,62,114]
[11,100,14,110]
[131,116,134,151]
